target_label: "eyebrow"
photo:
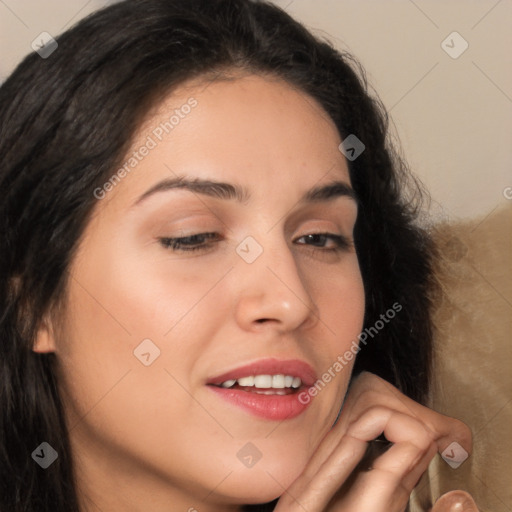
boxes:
[133,175,357,207]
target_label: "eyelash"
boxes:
[159,232,352,253]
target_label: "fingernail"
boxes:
[433,490,479,511]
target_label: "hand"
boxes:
[274,371,472,512]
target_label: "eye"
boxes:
[159,232,221,252]
[158,232,352,254]
[295,233,352,251]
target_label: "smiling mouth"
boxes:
[206,359,315,420]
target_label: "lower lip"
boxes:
[207,386,312,420]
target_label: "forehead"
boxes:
[97,73,350,210]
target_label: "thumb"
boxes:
[432,490,479,511]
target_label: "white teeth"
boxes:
[237,376,255,387]
[272,374,285,389]
[219,374,303,389]
[221,379,236,388]
[291,377,301,389]
[254,375,272,388]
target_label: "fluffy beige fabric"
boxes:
[411,204,512,511]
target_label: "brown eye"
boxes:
[295,233,352,251]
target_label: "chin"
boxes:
[214,451,307,505]
[216,474,284,506]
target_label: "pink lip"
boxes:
[206,358,317,421]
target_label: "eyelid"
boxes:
[158,230,353,255]
[159,232,221,251]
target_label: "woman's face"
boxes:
[37,74,365,510]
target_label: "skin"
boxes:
[33,73,475,512]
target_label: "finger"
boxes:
[276,406,438,512]
[347,405,435,474]
[340,372,472,455]
[368,434,438,492]
[273,434,368,512]
[292,373,455,485]
[286,372,472,511]
[340,406,439,510]
[431,490,480,512]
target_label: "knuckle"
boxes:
[416,429,435,453]
[451,417,472,440]
[347,404,390,433]
[362,404,392,419]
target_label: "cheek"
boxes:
[304,255,365,339]
[303,257,365,407]
[56,236,232,422]
[65,234,223,345]
[56,253,239,490]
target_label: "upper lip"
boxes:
[206,358,317,387]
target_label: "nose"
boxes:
[233,237,319,334]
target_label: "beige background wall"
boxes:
[1,0,511,222]
[277,0,512,223]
